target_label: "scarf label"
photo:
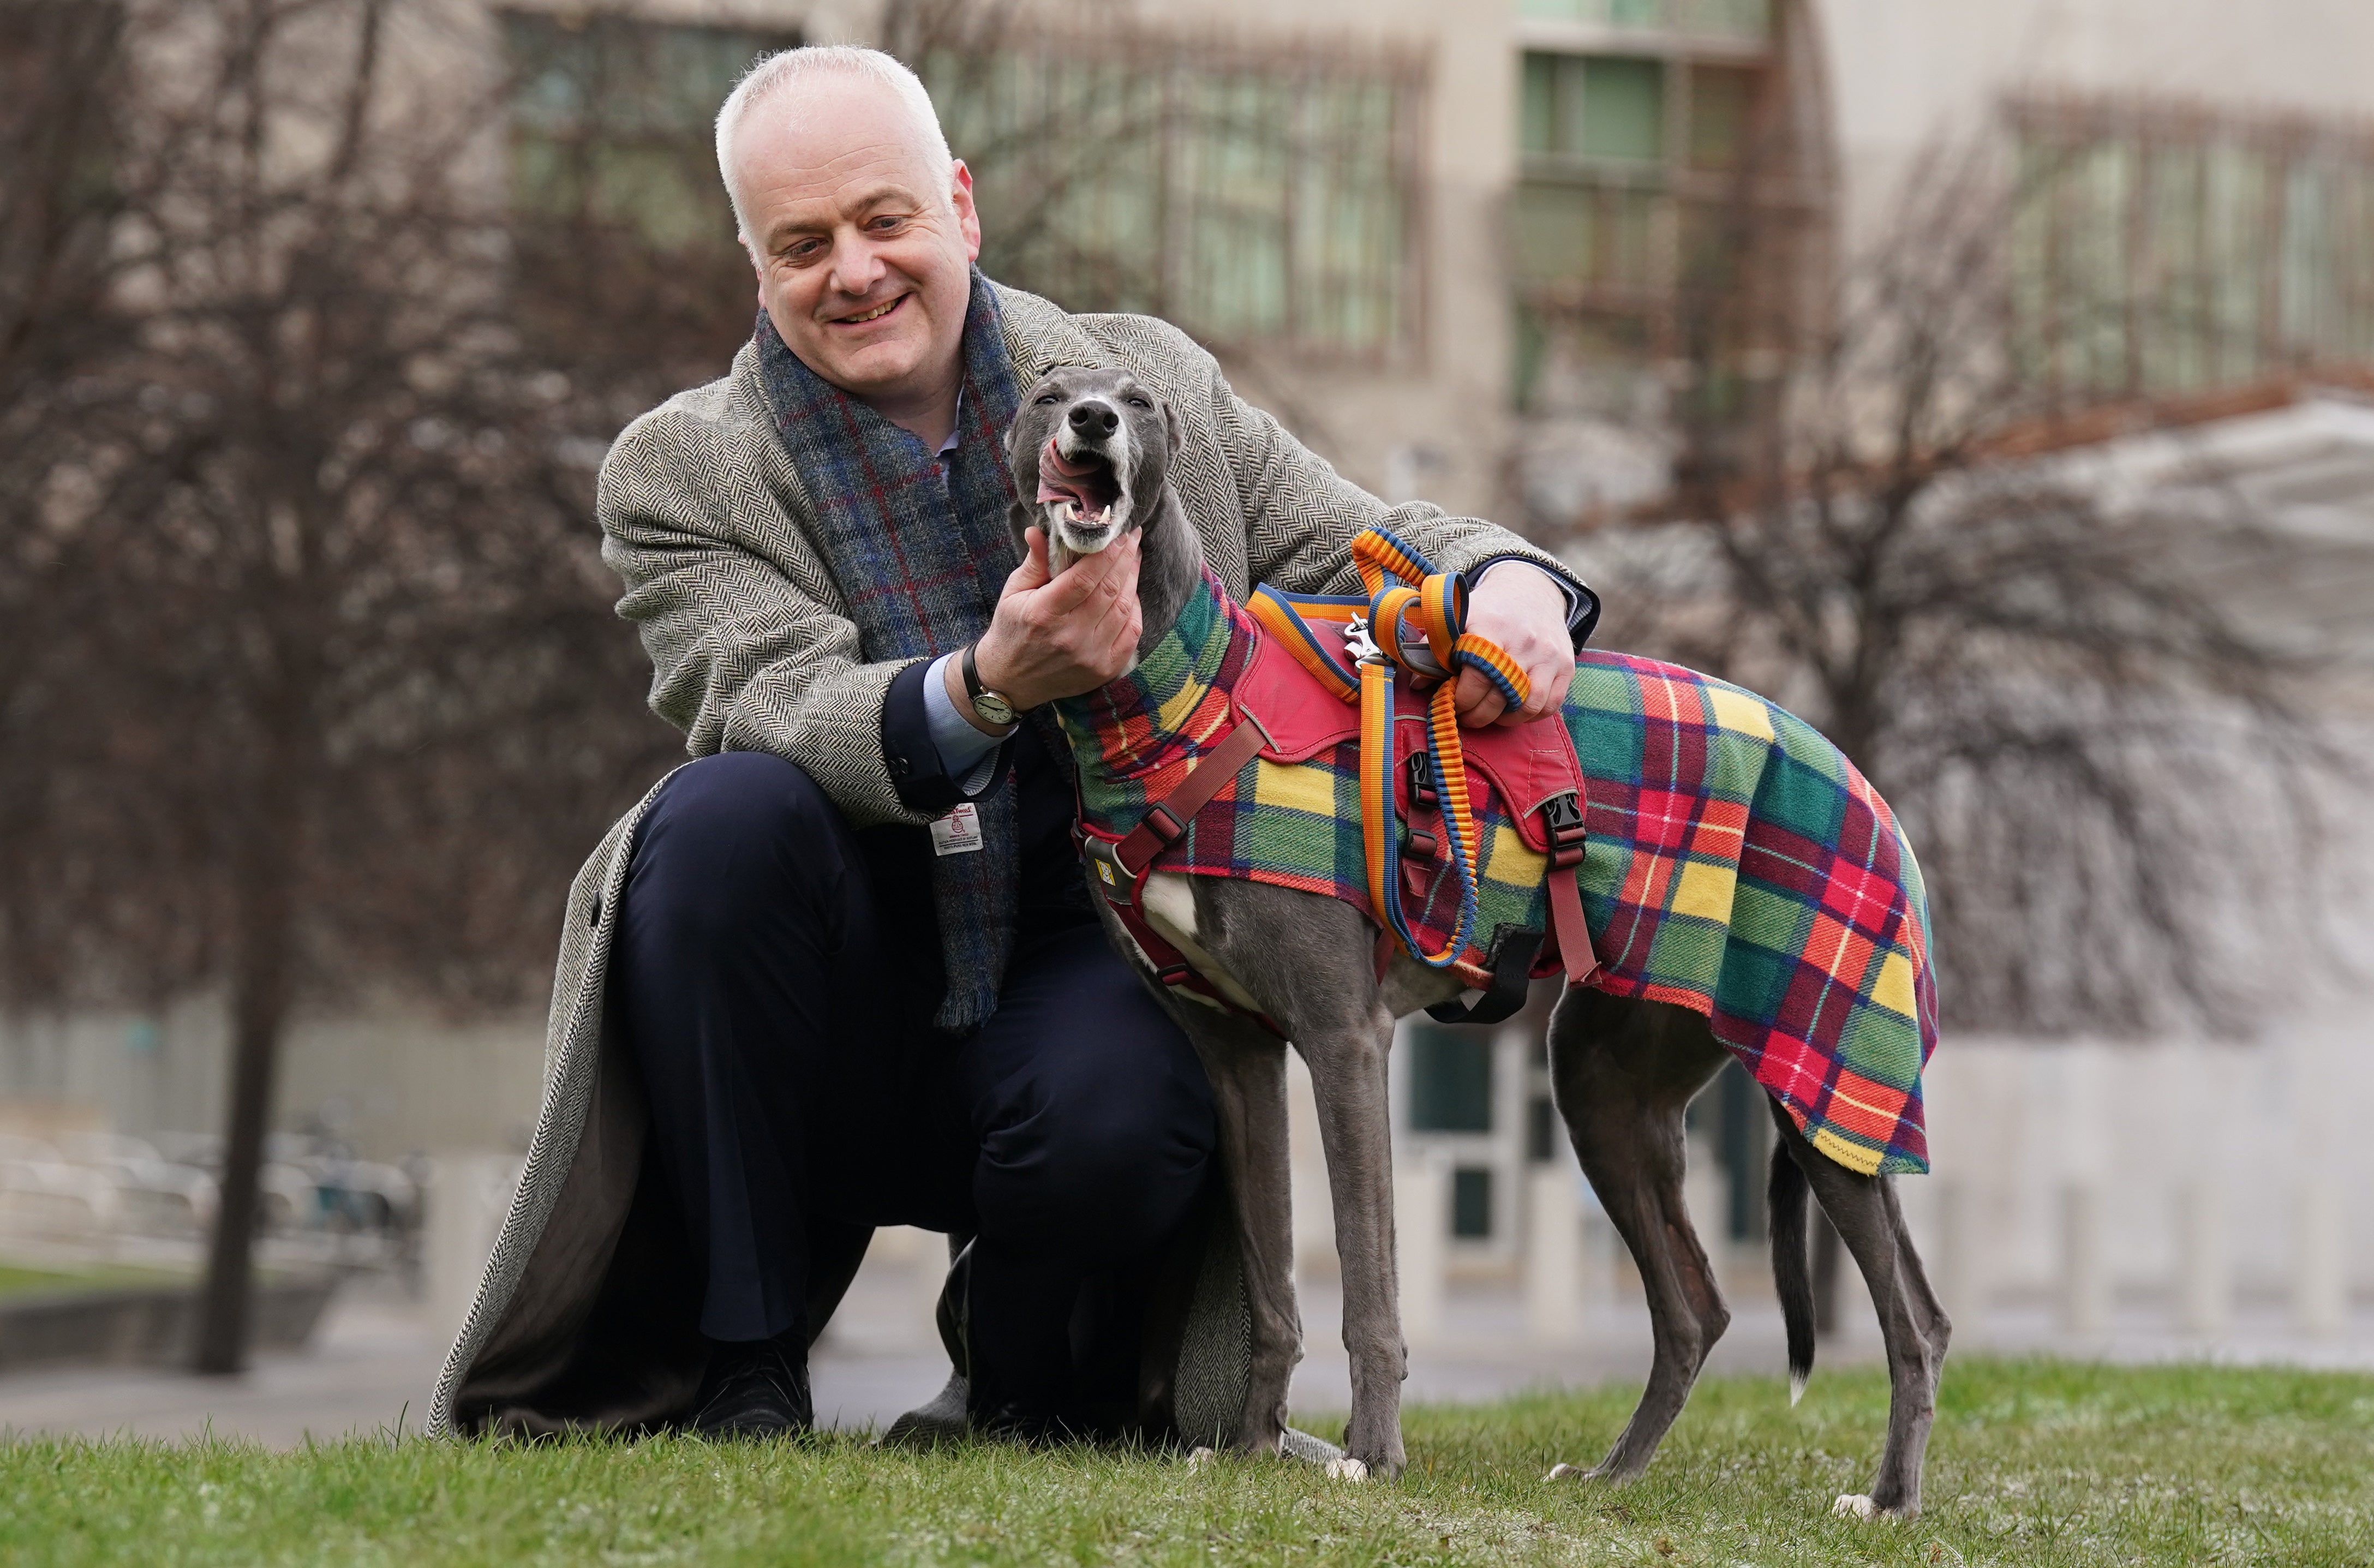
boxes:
[929,802,985,856]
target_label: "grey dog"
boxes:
[1004,367,1949,1516]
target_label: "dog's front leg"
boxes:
[1298,1008,1407,1479]
[1176,1010,1301,1457]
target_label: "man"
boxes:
[429,45,1594,1442]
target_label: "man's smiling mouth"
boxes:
[832,295,905,326]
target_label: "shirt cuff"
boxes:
[1469,555,1600,648]
[923,651,1007,794]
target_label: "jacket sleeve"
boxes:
[595,395,933,830]
[1208,360,1598,639]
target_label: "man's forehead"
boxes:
[735,79,947,226]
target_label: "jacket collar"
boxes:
[991,279,1106,382]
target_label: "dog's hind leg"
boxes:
[1542,988,1731,1484]
[1771,1105,1950,1520]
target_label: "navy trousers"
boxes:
[614,750,1216,1413]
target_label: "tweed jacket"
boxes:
[428,282,1584,1437]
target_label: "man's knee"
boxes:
[978,1023,1217,1253]
[629,752,850,936]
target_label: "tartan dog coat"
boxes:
[1057,554,1940,1178]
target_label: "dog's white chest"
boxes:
[1139,872,1266,1015]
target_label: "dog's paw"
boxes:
[1185,1447,1218,1474]
[1324,1456,1370,1482]
[1545,1462,1586,1482]
[1832,1493,1878,1521]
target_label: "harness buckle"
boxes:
[1084,835,1137,897]
[1404,751,1438,810]
[1542,791,1587,870]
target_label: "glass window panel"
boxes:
[1581,56,1664,163]
[1521,52,1558,157]
[1451,1168,1493,1238]
[1408,1027,1493,1133]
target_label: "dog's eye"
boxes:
[1126,396,1152,409]
[1034,393,1060,405]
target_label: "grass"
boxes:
[0,1262,188,1303]
[0,1358,2369,1565]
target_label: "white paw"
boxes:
[1186,1447,1218,1473]
[1325,1456,1370,1482]
[1832,1493,1877,1520]
[1545,1462,1585,1482]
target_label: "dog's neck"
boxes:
[1130,487,1203,657]
[1050,493,1251,783]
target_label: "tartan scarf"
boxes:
[754,271,1025,1033]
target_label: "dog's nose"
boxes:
[1068,400,1120,437]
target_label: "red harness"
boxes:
[1073,536,1600,1032]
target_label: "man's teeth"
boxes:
[841,298,899,324]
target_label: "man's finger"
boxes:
[1454,668,1508,728]
[1007,527,1053,595]
[1040,531,1135,614]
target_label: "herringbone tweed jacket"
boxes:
[427,281,1581,1438]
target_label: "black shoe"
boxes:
[690,1334,812,1440]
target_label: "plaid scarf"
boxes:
[754,272,1025,1033]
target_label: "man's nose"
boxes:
[826,228,885,298]
[1068,401,1119,437]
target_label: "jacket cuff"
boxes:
[1464,553,1602,649]
[883,658,1011,814]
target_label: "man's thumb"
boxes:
[1008,526,1053,593]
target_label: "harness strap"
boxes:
[1083,710,1287,1036]
[1541,791,1601,988]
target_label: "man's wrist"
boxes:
[943,645,1018,736]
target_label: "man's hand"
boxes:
[1455,564,1574,727]
[970,526,1143,714]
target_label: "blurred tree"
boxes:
[0,0,681,1372]
[1564,137,2341,1328]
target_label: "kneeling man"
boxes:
[431,44,1593,1441]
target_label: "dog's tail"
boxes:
[1768,1136,1815,1405]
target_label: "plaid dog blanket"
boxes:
[1060,567,1938,1177]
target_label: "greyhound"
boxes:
[1006,367,1950,1517]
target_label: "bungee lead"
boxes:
[1348,528,1529,972]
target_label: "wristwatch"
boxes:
[961,642,1019,728]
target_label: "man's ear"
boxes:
[950,159,983,264]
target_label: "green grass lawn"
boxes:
[0,1261,188,1303]
[1,1358,2368,1566]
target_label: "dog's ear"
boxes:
[1162,397,1181,457]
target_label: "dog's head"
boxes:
[1006,367,1180,564]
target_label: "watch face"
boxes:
[974,690,1017,727]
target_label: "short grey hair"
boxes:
[714,45,955,246]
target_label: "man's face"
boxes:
[731,80,980,406]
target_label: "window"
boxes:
[922,38,1423,362]
[1511,35,1808,413]
[1516,0,1771,43]
[1406,1024,1493,1133]
[1451,1167,1493,1238]
[503,11,798,249]
[2008,95,2374,406]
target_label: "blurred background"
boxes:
[0,0,2369,1441]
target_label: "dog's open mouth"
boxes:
[1037,439,1121,533]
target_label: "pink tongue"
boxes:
[1041,438,1101,479]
